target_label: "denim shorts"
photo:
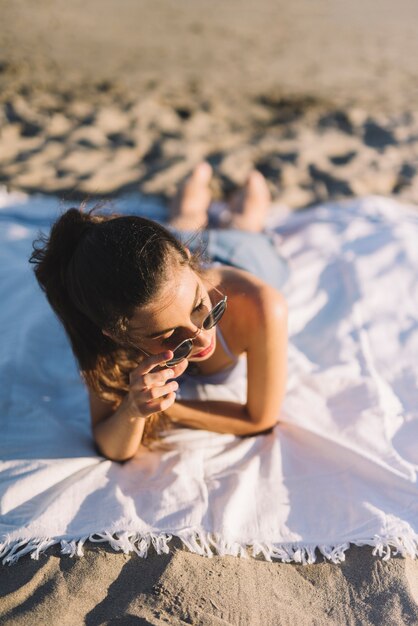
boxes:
[167,227,289,291]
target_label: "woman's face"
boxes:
[127,263,218,362]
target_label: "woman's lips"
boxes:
[193,336,215,358]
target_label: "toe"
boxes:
[228,170,270,214]
[169,162,212,213]
[246,170,271,200]
[192,161,213,184]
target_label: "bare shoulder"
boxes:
[205,265,287,353]
[209,264,287,315]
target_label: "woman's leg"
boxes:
[205,229,289,291]
[227,170,272,232]
[168,161,212,231]
[167,162,271,233]
[167,162,289,291]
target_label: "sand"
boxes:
[1,0,418,208]
[1,1,418,624]
[0,540,418,626]
[1,542,418,626]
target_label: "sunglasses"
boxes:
[129,284,228,367]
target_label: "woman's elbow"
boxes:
[245,406,281,433]
[93,437,136,463]
[240,418,279,438]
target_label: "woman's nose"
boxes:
[191,325,202,339]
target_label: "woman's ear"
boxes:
[185,247,191,259]
[102,329,112,338]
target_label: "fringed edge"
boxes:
[1,530,418,566]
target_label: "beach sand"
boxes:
[1,1,418,624]
[1,542,418,625]
[1,0,418,207]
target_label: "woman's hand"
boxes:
[127,351,188,419]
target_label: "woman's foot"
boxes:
[228,170,271,232]
[168,161,213,230]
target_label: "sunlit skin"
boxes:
[90,162,288,462]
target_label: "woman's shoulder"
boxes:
[204,263,271,296]
[205,265,287,353]
[206,264,286,310]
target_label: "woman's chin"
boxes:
[190,334,216,360]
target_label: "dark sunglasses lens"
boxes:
[166,339,193,366]
[203,299,227,330]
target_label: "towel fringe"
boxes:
[2,530,418,566]
[353,532,418,561]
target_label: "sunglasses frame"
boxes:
[127,283,228,367]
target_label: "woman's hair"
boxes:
[29,202,205,447]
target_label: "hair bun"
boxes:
[29,206,93,305]
[52,207,92,262]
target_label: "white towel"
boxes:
[1,190,417,566]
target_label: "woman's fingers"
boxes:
[129,378,178,415]
[141,368,174,389]
[141,351,174,374]
[145,392,177,413]
[170,358,189,378]
[130,351,172,383]
[144,380,179,402]
[127,349,189,418]
[131,355,189,388]
[133,383,178,416]
[142,357,189,388]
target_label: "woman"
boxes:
[30,162,288,461]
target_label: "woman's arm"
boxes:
[164,285,288,435]
[89,389,148,462]
[88,354,189,461]
[245,286,288,426]
[165,399,266,436]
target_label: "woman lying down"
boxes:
[29,162,288,461]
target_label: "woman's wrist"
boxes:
[122,393,149,423]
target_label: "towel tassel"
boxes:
[2,531,418,566]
